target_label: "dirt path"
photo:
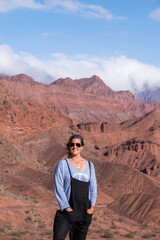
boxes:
[0,203,107,212]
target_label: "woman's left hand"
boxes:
[87,207,94,214]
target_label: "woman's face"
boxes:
[69,138,83,157]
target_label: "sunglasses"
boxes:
[69,143,82,148]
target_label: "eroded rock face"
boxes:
[0,74,160,230]
[109,193,160,227]
[104,139,160,176]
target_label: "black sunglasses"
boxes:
[69,143,82,148]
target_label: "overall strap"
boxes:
[65,159,72,178]
[88,161,91,181]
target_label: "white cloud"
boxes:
[0,44,51,82]
[44,0,127,20]
[0,0,44,12]
[0,0,126,21]
[0,44,160,92]
[150,7,160,21]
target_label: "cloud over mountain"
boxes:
[0,44,160,92]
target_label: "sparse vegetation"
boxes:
[10,238,20,240]
[7,225,12,230]
[94,228,103,234]
[87,228,92,234]
[25,216,32,222]
[40,231,52,236]
[142,233,156,238]
[38,222,46,228]
[19,230,29,235]
[0,227,5,233]
[10,231,21,236]
[93,216,97,221]
[110,225,116,229]
[142,224,148,228]
[124,232,135,238]
[25,210,30,214]
[118,218,123,222]
[102,229,113,238]
[34,213,40,217]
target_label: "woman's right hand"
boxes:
[65,207,73,212]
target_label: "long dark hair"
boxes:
[67,134,84,152]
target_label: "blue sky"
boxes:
[0,0,160,92]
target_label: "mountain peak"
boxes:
[51,77,82,92]
[89,75,104,82]
[51,75,114,96]
[52,77,75,85]
[75,75,114,96]
[0,74,38,85]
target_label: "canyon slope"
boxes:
[0,75,160,239]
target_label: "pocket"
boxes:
[63,209,74,214]
[85,213,93,225]
[62,209,75,223]
[54,210,63,225]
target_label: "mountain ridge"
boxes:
[1,73,160,124]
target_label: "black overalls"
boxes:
[53,159,93,240]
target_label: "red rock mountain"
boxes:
[0,74,160,123]
[0,74,160,239]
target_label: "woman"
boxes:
[53,134,97,240]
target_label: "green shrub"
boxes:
[40,231,52,236]
[25,210,30,214]
[103,229,113,238]
[19,230,29,235]
[44,231,52,235]
[25,216,32,222]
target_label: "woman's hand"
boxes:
[87,206,94,214]
[65,207,73,212]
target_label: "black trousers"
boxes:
[53,209,92,240]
